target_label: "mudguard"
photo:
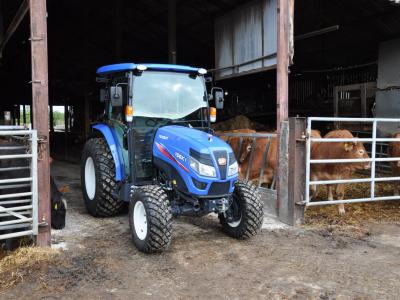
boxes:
[92,124,124,181]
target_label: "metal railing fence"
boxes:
[0,126,38,240]
[305,117,400,206]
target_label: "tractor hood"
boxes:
[155,125,230,154]
[153,125,237,196]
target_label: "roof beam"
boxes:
[0,0,29,54]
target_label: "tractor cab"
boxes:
[81,63,264,253]
[96,63,213,185]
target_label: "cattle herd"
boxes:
[215,117,400,215]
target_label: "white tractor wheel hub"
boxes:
[133,201,148,240]
[85,157,96,200]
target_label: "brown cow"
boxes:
[236,132,277,186]
[310,129,322,152]
[388,132,400,196]
[215,129,256,163]
[309,129,323,198]
[311,130,370,214]
[216,129,275,185]
[239,130,322,187]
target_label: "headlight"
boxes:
[228,161,238,177]
[189,157,216,177]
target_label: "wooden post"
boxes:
[30,0,51,246]
[168,0,177,64]
[280,117,305,225]
[276,0,290,216]
[277,121,289,223]
[276,0,290,130]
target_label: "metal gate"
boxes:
[0,126,38,240]
[304,117,400,206]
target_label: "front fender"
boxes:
[92,124,124,181]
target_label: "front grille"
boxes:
[213,150,227,180]
[192,177,207,190]
[208,181,230,196]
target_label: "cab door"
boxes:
[108,75,130,177]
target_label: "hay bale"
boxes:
[0,246,60,292]
[250,121,269,131]
[212,115,253,131]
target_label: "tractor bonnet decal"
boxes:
[155,142,189,173]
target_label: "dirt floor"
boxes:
[2,161,400,299]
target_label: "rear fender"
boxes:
[92,124,124,181]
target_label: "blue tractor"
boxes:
[80,63,264,253]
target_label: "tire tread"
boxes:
[130,185,172,253]
[81,138,125,217]
[220,180,264,239]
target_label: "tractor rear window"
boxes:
[132,71,207,119]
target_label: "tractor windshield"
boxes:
[132,71,207,120]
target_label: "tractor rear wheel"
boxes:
[129,185,172,253]
[219,180,264,239]
[81,138,125,217]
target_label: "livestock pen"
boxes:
[302,117,400,234]
[305,117,400,206]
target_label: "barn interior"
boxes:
[0,0,400,161]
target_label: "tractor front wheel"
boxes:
[219,180,264,239]
[129,185,172,253]
[81,138,125,217]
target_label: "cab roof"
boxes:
[97,63,204,75]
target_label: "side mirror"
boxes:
[110,86,123,107]
[211,87,224,109]
[100,89,107,102]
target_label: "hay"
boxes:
[305,177,400,238]
[0,246,60,292]
[212,115,253,131]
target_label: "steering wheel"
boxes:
[145,118,159,127]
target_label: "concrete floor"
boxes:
[3,160,400,299]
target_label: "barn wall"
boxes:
[214,0,277,80]
[289,65,378,118]
[214,64,377,132]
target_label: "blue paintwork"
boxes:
[97,63,202,75]
[92,124,124,181]
[153,125,238,197]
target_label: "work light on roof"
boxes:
[198,68,207,75]
[137,64,148,71]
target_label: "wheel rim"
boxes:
[227,195,242,228]
[133,201,148,240]
[84,157,96,200]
